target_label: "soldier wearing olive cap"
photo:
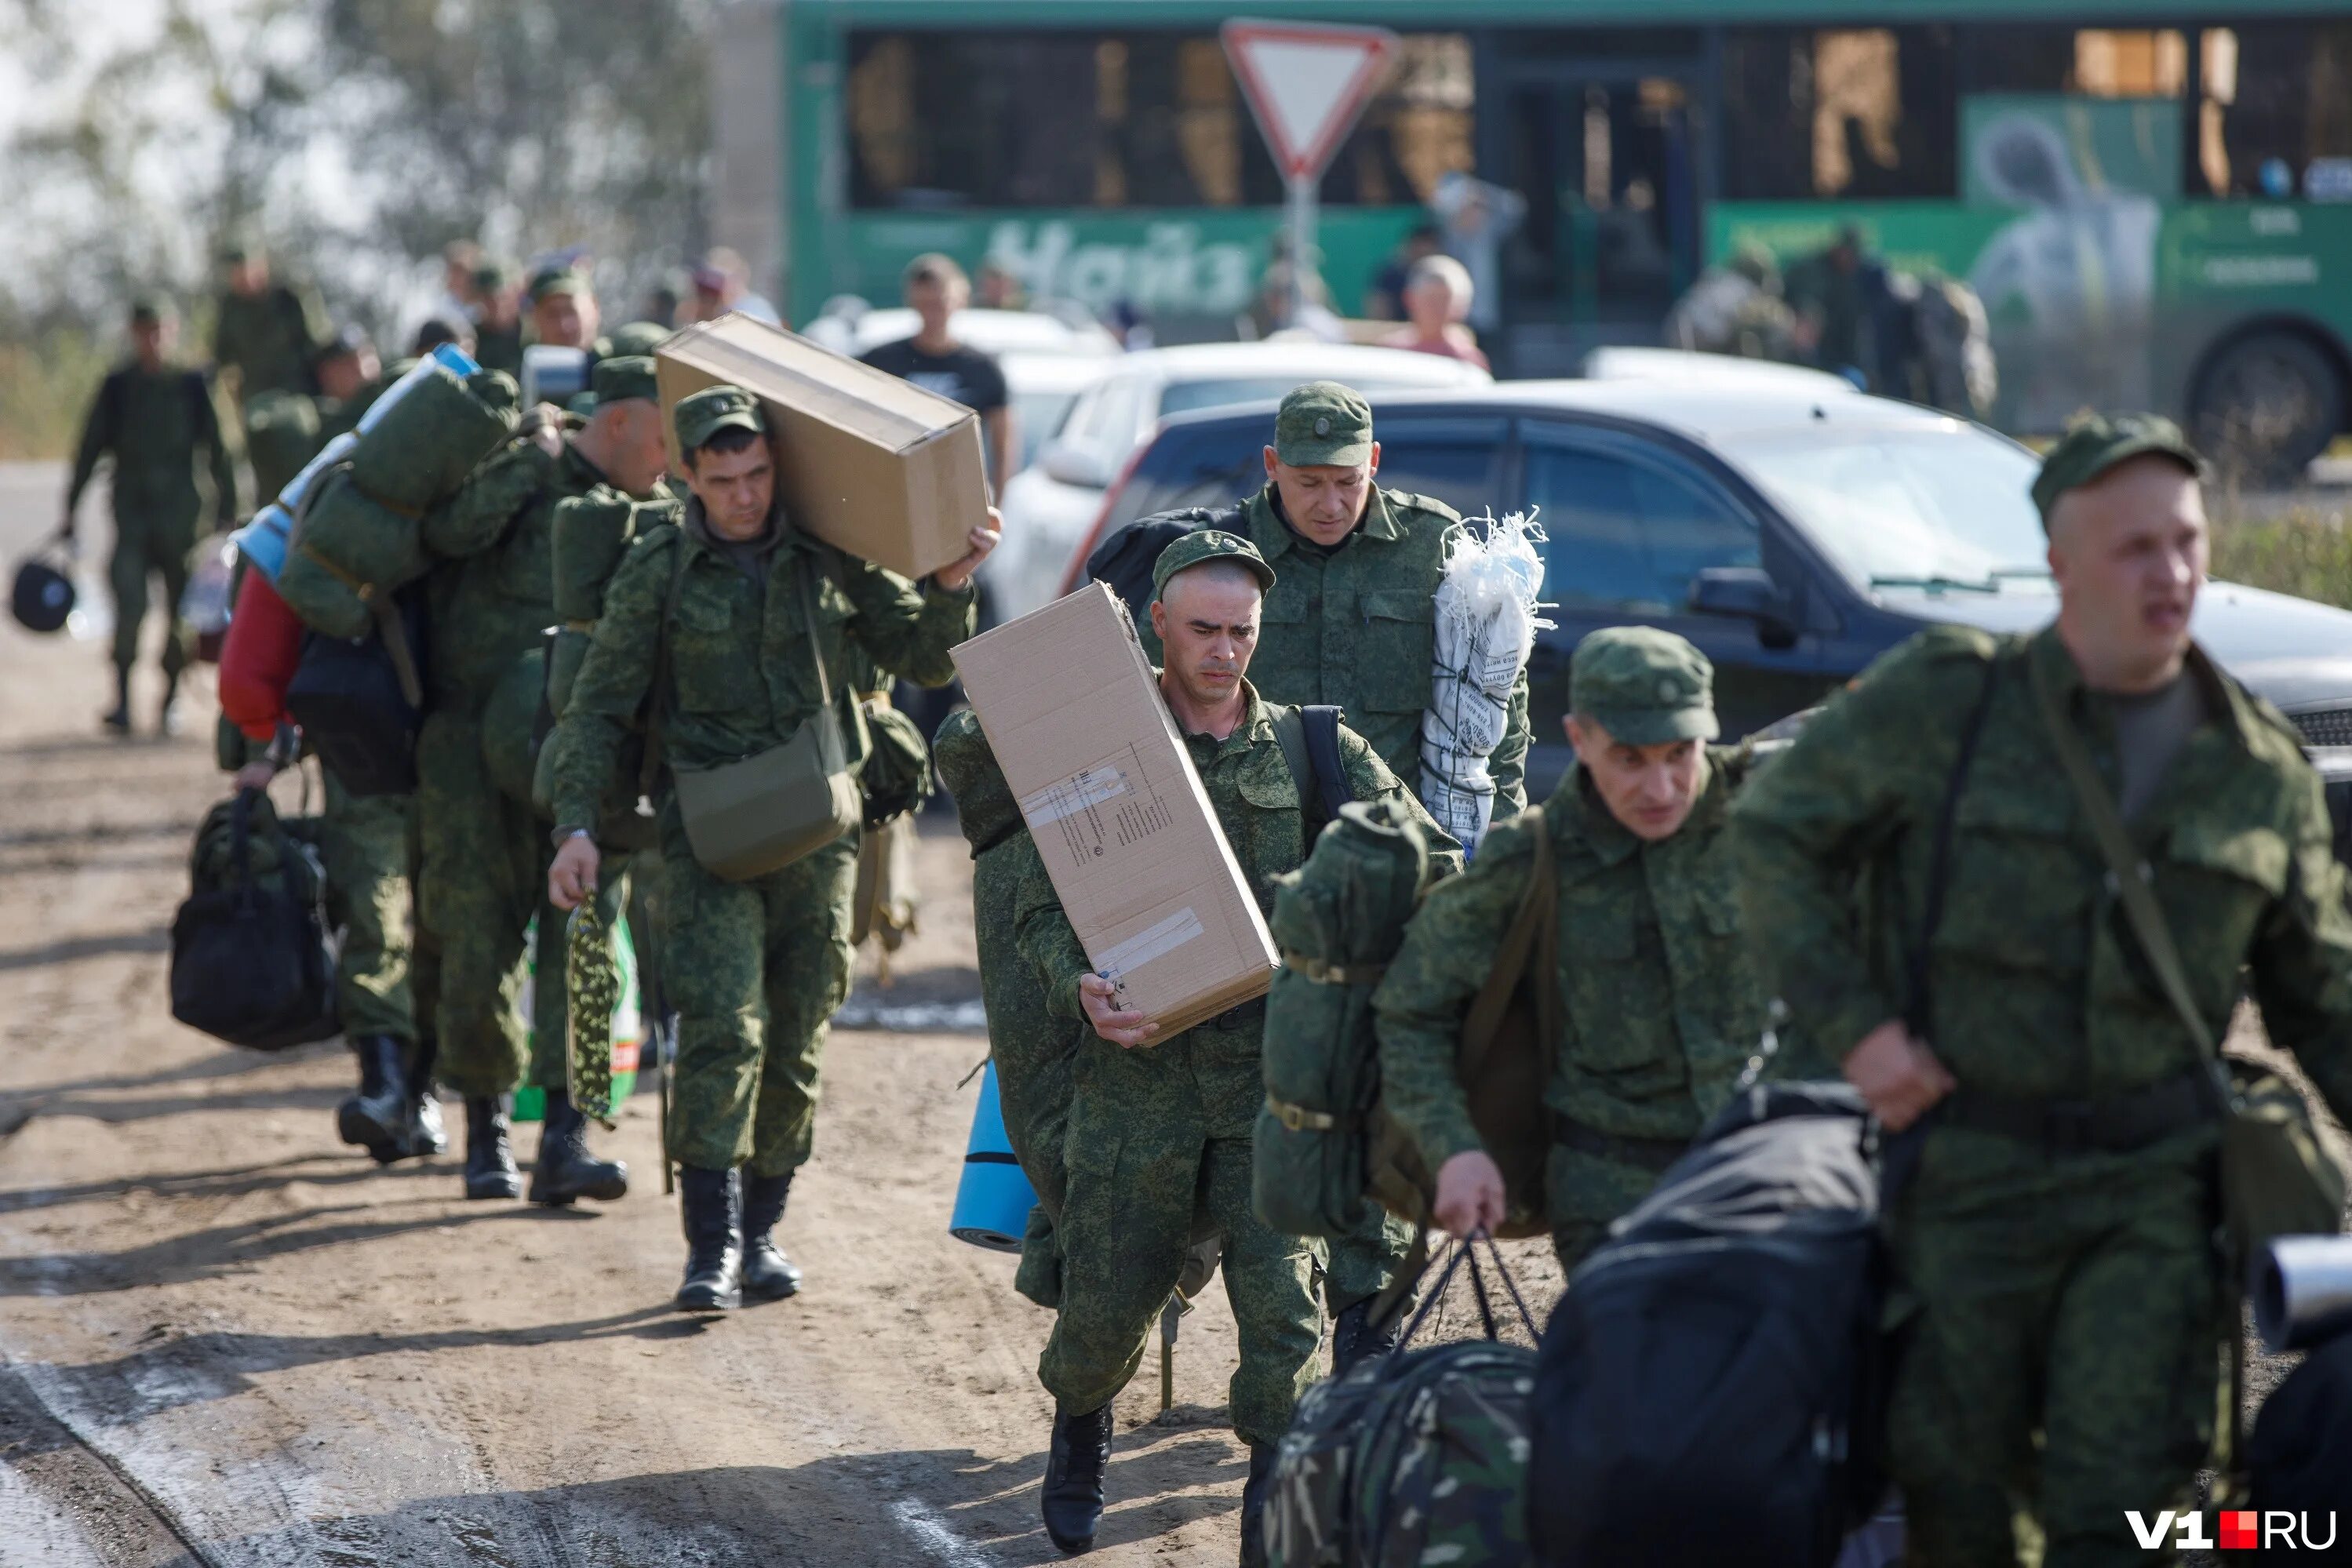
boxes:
[1010,529,1455,1563]
[63,296,238,735]
[1378,627,1800,1270]
[413,354,675,1208]
[1095,379,1535,1369]
[547,382,998,1315]
[1735,413,2352,1564]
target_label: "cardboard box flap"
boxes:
[657,315,967,457]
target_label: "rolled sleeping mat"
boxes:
[2256,1234,2352,1352]
[552,490,639,624]
[232,430,358,584]
[275,467,433,640]
[347,347,518,514]
[951,1060,1038,1252]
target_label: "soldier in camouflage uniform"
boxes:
[62,298,238,735]
[1118,382,1533,1368]
[419,356,671,1206]
[471,261,525,379]
[1014,530,1457,1565]
[1735,416,2352,1567]
[547,385,993,1315]
[209,242,331,406]
[1377,628,1803,1270]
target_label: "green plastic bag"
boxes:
[512,908,643,1124]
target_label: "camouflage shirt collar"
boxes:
[1244,482,1404,558]
[679,494,789,562]
[1554,749,1728,864]
[1159,671,1272,759]
[2030,624,2249,753]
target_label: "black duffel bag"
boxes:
[2251,1328,2352,1515]
[1531,1081,1894,1568]
[169,789,340,1051]
[286,585,428,797]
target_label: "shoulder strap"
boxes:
[1905,650,2004,1039]
[1269,703,1351,844]
[639,533,693,800]
[2027,649,2220,1065]
[795,550,836,711]
[1460,806,1556,1080]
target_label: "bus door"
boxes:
[1485,54,1706,362]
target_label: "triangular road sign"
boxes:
[1221,20,1399,182]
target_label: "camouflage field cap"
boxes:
[2031,413,2206,526]
[530,267,590,304]
[604,320,674,358]
[1571,627,1720,746]
[591,355,657,406]
[672,384,766,453]
[1274,381,1374,467]
[1152,529,1276,602]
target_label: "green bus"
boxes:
[715,1,2352,469]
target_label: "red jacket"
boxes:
[217,570,305,741]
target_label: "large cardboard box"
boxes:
[654,312,988,581]
[954,584,1278,1036]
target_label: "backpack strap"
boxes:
[1270,704,1350,846]
[1459,806,1556,1085]
[638,532,694,801]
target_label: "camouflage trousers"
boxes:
[417,708,615,1097]
[1041,1024,1323,1446]
[659,814,857,1177]
[108,514,195,681]
[315,773,416,1042]
[1888,1128,2223,1568]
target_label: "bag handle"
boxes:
[1382,1230,1539,1377]
[2026,649,2223,1072]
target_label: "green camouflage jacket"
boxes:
[65,363,238,532]
[548,503,974,835]
[211,283,331,401]
[421,429,609,705]
[1136,485,1531,815]
[1014,680,1461,1028]
[1734,624,2352,1126]
[1375,749,1775,1173]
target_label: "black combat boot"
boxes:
[675,1165,743,1313]
[741,1170,803,1300]
[1329,1297,1405,1377]
[528,1089,629,1206]
[399,1036,446,1159]
[462,1095,522,1200]
[1237,1442,1276,1568]
[1040,1403,1113,1554]
[336,1035,410,1162]
[100,670,132,736]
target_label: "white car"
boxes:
[990,341,1493,620]
[1579,345,1859,397]
[999,351,1112,475]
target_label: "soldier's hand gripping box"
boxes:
[953,583,1279,1038]
[654,311,988,581]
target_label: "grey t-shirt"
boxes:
[2110,672,2211,821]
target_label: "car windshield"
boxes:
[1156,372,1452,419]
[1717,427,2051,592]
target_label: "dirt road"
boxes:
[0,460,1575,1568]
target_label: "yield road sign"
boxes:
[1220,20,1400,182]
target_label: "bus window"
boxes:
[845,30,1473,211]
[2196,24,2352,199]
[1962,26,2185,96]
[1721,27,1957,200]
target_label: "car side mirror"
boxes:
[1039,438,1112,489]
[1690,566,1797,647]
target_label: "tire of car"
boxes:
[2190,329,2347,489]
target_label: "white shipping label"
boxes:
[1021,763,1132,826]
[1020,744,1176,866]
[1098,908,1207,991]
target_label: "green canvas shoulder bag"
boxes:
[655,538,861,881]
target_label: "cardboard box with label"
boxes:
[655,312,988,581]
[953,583,1278,1036]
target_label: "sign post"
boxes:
[1221,19,1399,325]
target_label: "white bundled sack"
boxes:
[1420,509,1551,856]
